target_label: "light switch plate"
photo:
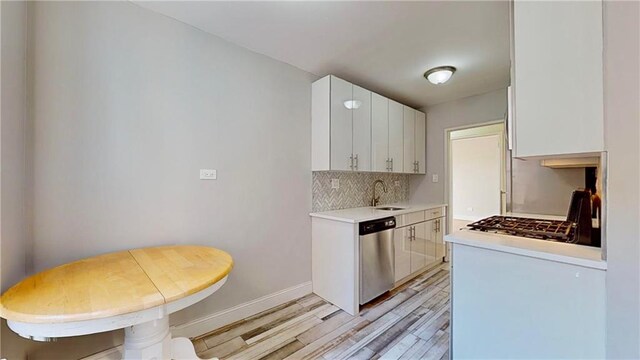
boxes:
[200,169,217,180]
[432,174,439,183]
[331,179,340,189]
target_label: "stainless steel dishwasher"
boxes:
[359,216,396,304]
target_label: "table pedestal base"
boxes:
[123,317,216,360]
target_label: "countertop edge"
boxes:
[309,203,448,224]
[445,232,607,271]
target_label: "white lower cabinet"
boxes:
[394,212,446,283]
[411,222,428,272]
[394,227,412,282]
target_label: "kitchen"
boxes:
[1,1,638,360]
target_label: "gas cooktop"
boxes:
[467,215,577,243]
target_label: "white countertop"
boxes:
[446,229,606,270]
[309,203,447,224]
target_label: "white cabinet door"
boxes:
[415,111,426,174]
[411,222,427,273]
[388,100,404,173]
[394,227,411,282]
[403,106,415,173]
[434,218,445,261]
[371,93,389,172]
[352,85,371,172]
[513,1,603,157]
[330,77,353,171]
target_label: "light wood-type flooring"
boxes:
[192,265,450,360]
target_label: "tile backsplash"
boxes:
[312,171,410,212]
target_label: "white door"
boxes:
[415,112,426,174]
[371,93,389,172]
[394,227,411,282]
[388,100,404,173]
[411,222,427,273]
[330,77,353,171]
[452,134,502,221]
[403,106,415,173]
[352,85,371,171]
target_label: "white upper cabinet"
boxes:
[330,76,355,171]
[371,92,389,172]
[415,111,426,174]
[403,106,415,172]
[512,0,604,157]
[388,100,404,173]
[312,75,425,174]
[352,85,371,171]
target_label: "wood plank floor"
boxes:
[192,265,450,360]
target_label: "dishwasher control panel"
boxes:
[359,217,396,236]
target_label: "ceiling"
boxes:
[134,1,511,109]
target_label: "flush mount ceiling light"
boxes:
[343,100,362,109]
[424,66,457,85]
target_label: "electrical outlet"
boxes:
[394,180,401,187]
[200,169,217,180]
[331,179,340,189]
[432,174,439,183]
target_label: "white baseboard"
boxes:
[170,281,313,339]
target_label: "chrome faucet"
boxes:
[371,179,388,207]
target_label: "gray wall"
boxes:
[410,88,507,204]
[1,2,30,358]
[0,0,27,295]
[10,2,316,358]
[603,1,640,357]
[511,159,584,216]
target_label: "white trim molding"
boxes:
[170,281,312,339]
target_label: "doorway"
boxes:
[445,122,506,232]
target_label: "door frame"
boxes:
[444,120,507,235]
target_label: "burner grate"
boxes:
[467,216,576,242]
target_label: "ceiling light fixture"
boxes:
[424,66,457,85]
[343,100,362,109]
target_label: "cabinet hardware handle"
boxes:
[416,160,420,173]
[349,154,354,170]
[390,158,394,171]
[385,159,389,171]
[355,154,359,170]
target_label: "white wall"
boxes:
[410,89,507,205]
[603,1,640,358]
[511,159,585,216]
[451,135,501,220]
[14,2,315,358]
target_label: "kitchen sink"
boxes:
[376,206,406,211]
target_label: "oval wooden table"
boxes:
[0,245,233,360]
